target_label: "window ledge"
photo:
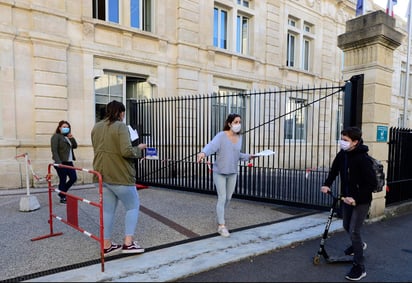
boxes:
[208,46,257,61]
[279,65,316,77]
[83,17,159,40]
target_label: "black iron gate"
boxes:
[387,127,412,205]
[128,83,351,210]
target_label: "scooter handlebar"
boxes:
[326,191,356,206]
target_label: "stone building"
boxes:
[0,0,410,189]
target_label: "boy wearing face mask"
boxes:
[51,120,78,204]
[320,126,376,281]
[197,113,255,237]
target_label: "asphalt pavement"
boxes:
[177,206,412,282]
[0,184,410,282]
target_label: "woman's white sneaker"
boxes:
[218,226,230,237]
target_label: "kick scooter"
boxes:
[312,191,354,265]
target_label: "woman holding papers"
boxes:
[91,100,147,256]
[197,113,255,237]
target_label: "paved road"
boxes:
[177,208,412,282]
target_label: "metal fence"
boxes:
[128,83,347,210]
[387,127,412,205]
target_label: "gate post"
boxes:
[337,10,403,219]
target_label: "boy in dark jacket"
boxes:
[321,126,376,281]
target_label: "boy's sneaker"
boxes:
[218,226,230,237]
[122,241,145,254]
[59,198,67,204]
[345,263,366,281]
[344,242,367,256]
[104,243,122,257]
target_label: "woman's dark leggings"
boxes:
[55,161,77,199]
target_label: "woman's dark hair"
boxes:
[105,100,126,124]
[223,113,241,131]
[341,126,362,142]
[55,120,71,134]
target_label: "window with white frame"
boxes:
[212,87,247,138]
[398,113,404,128]
[93,0,153,32]
[284,98,307,141]
[130,0,152,31]
[400,61,412,98]
[213,7,228,49]
[94,72,152,123]
[94,73,124,122]
[237,0,249,7]
[108,0,120,23]
[236,14,249,54]
[214,2,253,55]
[399,61,412,127]
[287,32,296,67]
[286,17,314,72]
[302,38,310,71]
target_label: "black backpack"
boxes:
[367,154,385,193]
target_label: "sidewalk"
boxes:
[0,184,314,282]
[27,213,343,282]
[0,185,409,282]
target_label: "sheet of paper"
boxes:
[128,125,139,142]
[253,149,276,156]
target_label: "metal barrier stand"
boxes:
[31,164,105,272]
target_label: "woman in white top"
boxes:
[197,113,254,237]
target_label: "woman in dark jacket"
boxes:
[50,120,77,204]
[321,126,376,281]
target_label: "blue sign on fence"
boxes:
[146,147,158,159]
[376,125,388,142]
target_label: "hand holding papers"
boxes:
[253,149,276,157]
[128,125,139,142]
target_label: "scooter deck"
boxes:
[325,255,353,263]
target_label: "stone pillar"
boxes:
[337,10,403,219]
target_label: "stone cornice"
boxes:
[338,10,403,51]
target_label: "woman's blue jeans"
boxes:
[102,183,140,240]
[213,172,238,225]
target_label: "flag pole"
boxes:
[404,1,412,128]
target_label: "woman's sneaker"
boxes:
[122,241,145,254]
[218,226,230,237]
[344,242,367,256]
[104,243,122,257]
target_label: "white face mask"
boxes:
[231,124,241,133]
[339,139,351,151]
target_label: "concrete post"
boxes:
[337,10,403,219]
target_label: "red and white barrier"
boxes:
[31,163,106,272]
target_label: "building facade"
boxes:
[0,0,410,189]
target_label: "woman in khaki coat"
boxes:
[91,100,147,257]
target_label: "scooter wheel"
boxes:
[313,255,320,265]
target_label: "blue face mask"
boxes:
[61,128,70,135]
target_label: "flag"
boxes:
[386,0,398,17]
[356,0,365,16]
